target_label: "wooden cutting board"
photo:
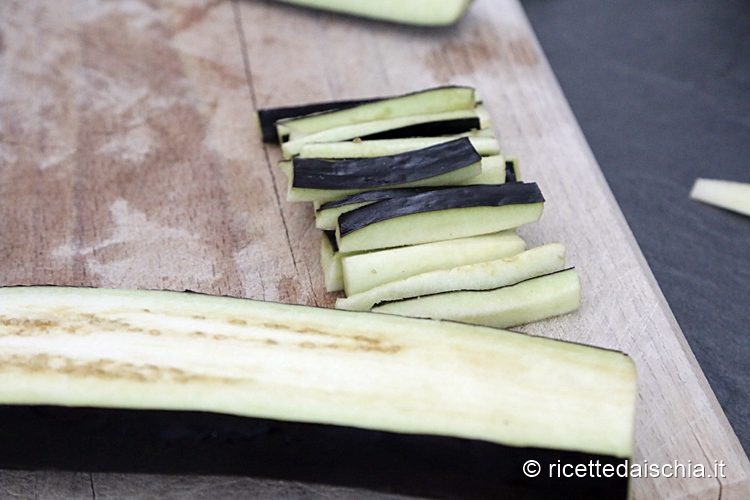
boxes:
[0,0,748,497]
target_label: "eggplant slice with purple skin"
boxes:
[274,86,477,141]
[293,138,481,190]
[335,182,545,253]
[0,286,635,499]
[288,137,483,203]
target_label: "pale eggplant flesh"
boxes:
[276,86,477,142]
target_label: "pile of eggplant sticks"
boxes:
[258,86,580,329]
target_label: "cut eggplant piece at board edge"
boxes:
[0,286,635,499]
[690,177,750,217]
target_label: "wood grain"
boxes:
[0,0,748,498]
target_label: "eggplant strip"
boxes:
[373,268,582,329]
[292,138,481,190]
[282,107,490,158]
[276,86,476,141]
[336,243,565,311]
[336,183,544,252]
[297,133,499,159]
[341,231,525,295]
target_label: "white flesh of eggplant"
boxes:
[342,231,525,295]
[297,134,499,159]
[277,86,476,141]
[282,107,491,159]
[373,268,582,329]
[320,234,364,292]
[455,155,505,186]
[336,243,566,312]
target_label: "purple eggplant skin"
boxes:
[258,99,377,143]
[338,182,545,237]
[292,138,481,190]
[506,160,518,183]
[323,229,338,252]
[0,405,628,499]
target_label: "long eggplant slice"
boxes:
[272,0,475,26]
[373,268,582,329]
[336,183,544,253]
[336,243,565,311]
[298,133,499,159]
[258,98,378,143]
[282,108,490,158]
[293,138,481,188]
[690,178,750,217]
[276,86,476,141]
[288,138,481,203]
[0,286,634,498]
[342,230,525,295]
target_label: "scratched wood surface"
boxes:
[0,0,748,498]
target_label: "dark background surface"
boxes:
[520,0,750,454]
